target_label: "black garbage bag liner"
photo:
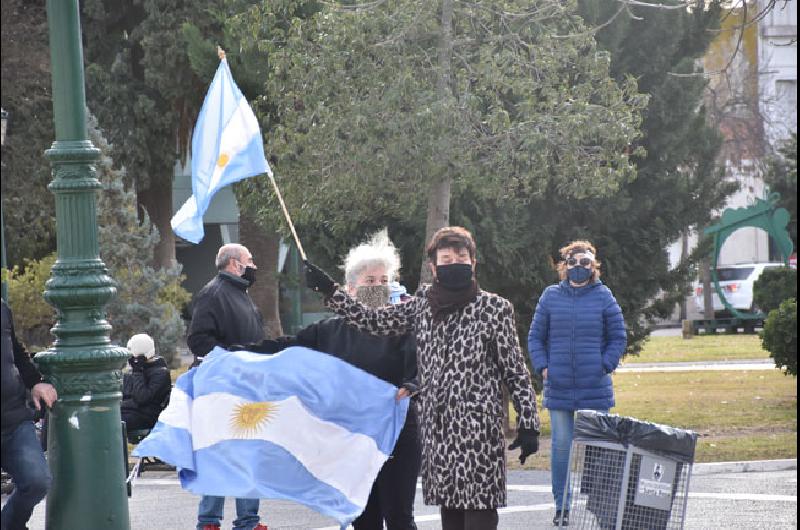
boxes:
[573,410,698,463]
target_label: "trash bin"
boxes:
[561,410,698,529]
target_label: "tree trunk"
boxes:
[137,177,176,269]
[420,178,452,285]
[239,211,284,338]
[419,0,454,286]
[679,229,689,321]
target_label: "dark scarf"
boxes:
[427,279,479,321]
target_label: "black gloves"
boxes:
[508,426,539,464]
[304,261,336,297]
[128,355,146,372]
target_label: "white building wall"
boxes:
[758,0,798,146]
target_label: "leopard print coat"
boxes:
[327,286,540,509]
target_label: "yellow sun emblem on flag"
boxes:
[216,153,231,168]
[230,401,277,438]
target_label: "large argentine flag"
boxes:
[171,58,270,243]
[133,347,409,528]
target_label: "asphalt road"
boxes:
[13,465,796,529]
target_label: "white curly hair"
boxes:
[342,229,401,288]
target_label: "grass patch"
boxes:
[625,334,769,363]
[509,369,796,468]
[695,432,797,462]
[613,370,796,435]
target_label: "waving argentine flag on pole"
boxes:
[171,49,270,243]
[133,347,409,528]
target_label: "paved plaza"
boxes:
[8,462,796,529]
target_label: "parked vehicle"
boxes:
[693,262,785,315]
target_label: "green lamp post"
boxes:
[35,1,131,528]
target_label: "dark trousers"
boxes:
[353,411,421,530]
[121,409,155,431]
[1,421,52,530]
[439,507,499,530]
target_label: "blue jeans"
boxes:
[1,421,52,530]
[197,495,260,530]
[549,409,607,512]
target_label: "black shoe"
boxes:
[553,509,570,526]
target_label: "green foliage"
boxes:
[81,0,207,189]
[80,0,221,267]
[0,0,57,266]
[763,134,797,248]
[461,1,732,353]
[222,0,733,356]
[90,117,190,367]
[3,254,57,348]
[761,298,797,376]
[233,0,644,240]
[753,267,797,314]
[562,0,732,352]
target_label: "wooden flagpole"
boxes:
[267,172,307,261]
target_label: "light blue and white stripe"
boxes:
[134,347,409,527]
[171,58,270,243]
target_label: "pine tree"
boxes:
[90,116,190,367]
[451,1,737,353]
[81,0,211,269]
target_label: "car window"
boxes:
[716,267,755,281]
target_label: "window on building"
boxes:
[775,79,797,112]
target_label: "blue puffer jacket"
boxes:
[528,280,627,411]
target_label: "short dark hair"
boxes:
[426,226,477,263]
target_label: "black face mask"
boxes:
[241,266,257,286]
[435,263,473,291]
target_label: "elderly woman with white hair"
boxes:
[244,230,420,530]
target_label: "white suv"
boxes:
[693,262,785,314]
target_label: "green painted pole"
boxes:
[36,1,131,528]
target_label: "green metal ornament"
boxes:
[704,193,794,320]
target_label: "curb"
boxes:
[692,458,797,475]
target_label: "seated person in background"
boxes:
[121,333,171,431]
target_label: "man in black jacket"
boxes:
[121,333,171,431]
[187,244,268,530]
[1,299,57,530]
[244,230,421,530]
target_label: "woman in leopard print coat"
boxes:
[309,227,541,529]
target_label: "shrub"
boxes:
[752,267,797,314]
[3,254,57,348]
[761,298,797,376]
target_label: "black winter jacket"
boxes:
[121,357,172,427]
[187,272,266,364]
[256,317,417,390]
[1,300,43,432]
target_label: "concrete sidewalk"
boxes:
[617,358,776,372]
[11,460,796,529]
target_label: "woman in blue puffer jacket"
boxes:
[528,240,627,527]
